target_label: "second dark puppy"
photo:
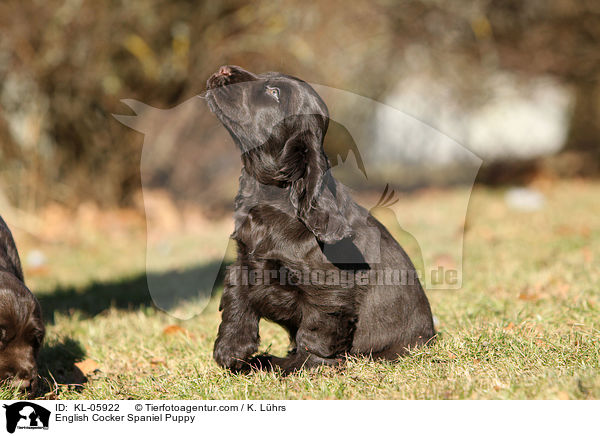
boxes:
[0,216,44,391]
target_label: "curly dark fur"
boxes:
[206,65,434,374]
[0,216,44,390]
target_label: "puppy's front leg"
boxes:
[213,271,259,371]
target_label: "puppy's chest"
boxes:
[233,196,313,256]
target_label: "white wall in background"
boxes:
[373,72,574,163]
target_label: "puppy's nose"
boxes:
[218,65,232,77]
[207,65,235,90]
[10,377,31,391]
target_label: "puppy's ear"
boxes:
[284,132,353,244]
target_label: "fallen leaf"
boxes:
[504,322,515,331]
[535,339,549,348]
[74,359,99,375]
[150,357,166,367]
[27,266,51,277]
[518,292,540,301]
[163,325,190,336]
[555,225,575,236]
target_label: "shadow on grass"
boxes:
[36,337,87,397]
[38,260,229,325]
[31,260,229,397]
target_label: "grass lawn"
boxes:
[2,179,598,400]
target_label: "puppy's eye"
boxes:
[266,86,280,102]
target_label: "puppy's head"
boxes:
[206,65,329,151]
[0,273,44,392]
[206,65,352,244]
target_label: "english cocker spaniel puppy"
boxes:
[0,216,44,390]
[206,65,434,373]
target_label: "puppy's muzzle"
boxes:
[5,367,38,392]
[206,65,257,90]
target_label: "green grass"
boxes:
[4,180,599,399]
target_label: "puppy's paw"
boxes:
[213,339,257,372]
[247,354,275,372]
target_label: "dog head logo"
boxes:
[114,79,481,319]
[3,402,50,433]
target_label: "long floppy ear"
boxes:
[284,131,353,244]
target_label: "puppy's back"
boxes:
[0,216,24,282]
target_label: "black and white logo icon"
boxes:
[3,402,50,433]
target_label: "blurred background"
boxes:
[1,0,598,213]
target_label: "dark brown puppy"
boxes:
[206,66,435,374]
[0,216,44,390]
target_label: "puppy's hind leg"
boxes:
[249,351,343,375]
[366,333,437,361]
